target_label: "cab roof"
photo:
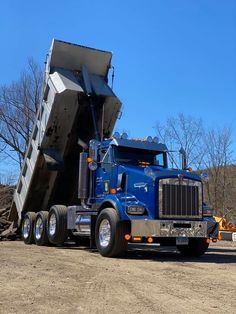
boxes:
[109,138,168,152]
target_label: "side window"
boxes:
[154,153,164,167]
[102,147,112,164]
[99,148,107,162]
[101,147,112,172]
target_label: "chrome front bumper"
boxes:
[131,220,208,238]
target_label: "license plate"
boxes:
[176,237,189,245]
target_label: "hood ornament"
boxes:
[178,174,184,184]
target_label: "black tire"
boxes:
[34,211,49,246]
[95,208,129,257]
[21,212,36,244]
[177,238,209,257]
[47,205,68,245]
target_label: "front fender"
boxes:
[99,194,151,221]
[203,216,219,238]
[99,195,128,220]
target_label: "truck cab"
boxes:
[66,133,218,257]
[93,134,168,219]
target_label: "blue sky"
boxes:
[0,0,236,174]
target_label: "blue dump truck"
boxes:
[9,40,218,257]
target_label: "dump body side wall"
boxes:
[10,40,121,222]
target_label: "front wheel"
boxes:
[177,238,209,257]
[95,208,129,257]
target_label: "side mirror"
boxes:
[88,161,98,171]
[89,139,100,162]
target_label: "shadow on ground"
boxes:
[56,241,236,264]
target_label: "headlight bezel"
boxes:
[126,205,146,215]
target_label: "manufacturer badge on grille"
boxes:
[178,174,184,184]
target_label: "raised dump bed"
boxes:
[10,39,121,223]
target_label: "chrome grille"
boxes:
[159,178,202,219]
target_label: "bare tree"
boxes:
[202,127,234,217]
[155,113,204,169]
[155,114,236,222]
[0,58,42,167]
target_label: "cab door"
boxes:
[95,147,113,202]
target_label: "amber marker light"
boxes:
[147,237,153,243]
[87,157,93,163]
[124,234,131,241]
[110,188,117,194]
[133,237,142,242]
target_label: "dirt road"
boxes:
[0,241,235,314]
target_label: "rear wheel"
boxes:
[22,212,36,244]
[47,205,68,245]
[95,208,129,257]
[34,211,49,246]
[177,238,209,257]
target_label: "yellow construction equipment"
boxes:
[214,216,236,240]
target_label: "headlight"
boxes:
[203,206,214,217]
[126,205,145,215]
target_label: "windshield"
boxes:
[113,146,166,167]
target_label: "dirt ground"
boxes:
[0,240,235,314]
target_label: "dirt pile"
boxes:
[0,208,18,240]
[0,185,18,240]
[0,208,10,231]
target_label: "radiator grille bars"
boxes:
[159,178,202,219]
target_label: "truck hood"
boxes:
[119,164,201,182]
[117,164,201,220]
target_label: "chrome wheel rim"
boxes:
[35,217,43,240]
[99,219,111,248]
[49,213,56,236]
[22,217,30,239]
